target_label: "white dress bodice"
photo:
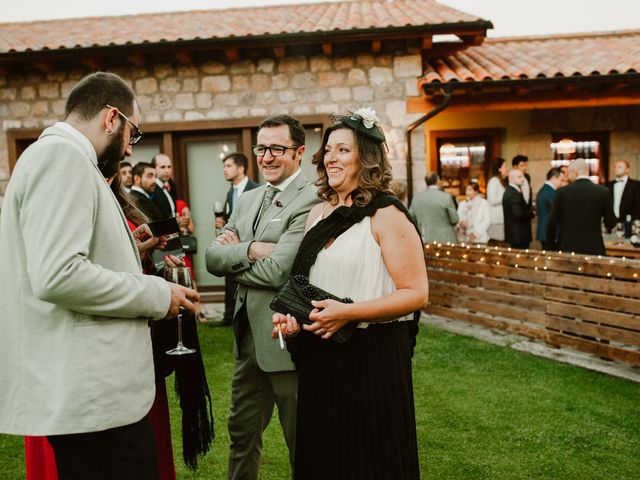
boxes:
[308,212,413,326]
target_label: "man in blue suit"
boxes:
[536,167,562,250]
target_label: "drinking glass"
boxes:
[615,222,625,239]
[213,201,224,217]
[164,267,196,355]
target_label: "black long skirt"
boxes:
[291,321,420,480]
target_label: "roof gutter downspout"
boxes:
[405,89,452,202]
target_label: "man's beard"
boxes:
[97,125,126,178]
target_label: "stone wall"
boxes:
[0,48,424,204]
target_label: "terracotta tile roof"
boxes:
[0,0,488,55]
[420,30,640,89]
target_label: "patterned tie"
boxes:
[254,185,278,232]
[260,185,278,218]
[163,182,170,191]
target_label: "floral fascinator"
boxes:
[335,107,386,144]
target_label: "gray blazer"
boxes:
[0,125,171,436]
[409,188,459,244]
[206,172,319,372]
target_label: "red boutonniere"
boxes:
[275,200,283,207]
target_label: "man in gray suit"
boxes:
[0,72,198,479]
[206,115,318,479]
[409,172,459,243]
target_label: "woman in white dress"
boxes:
[457,181,491,244]
[486,157,508,241]
[272,108,427,480]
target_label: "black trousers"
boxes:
[48,415,158,480]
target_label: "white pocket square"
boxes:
[270,218,282,223]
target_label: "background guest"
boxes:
[151,153,178,219]
[129,161,164,221]
[118,160,133,192]
[389,179,408,206]
[409,172,458,243]
[211,152,259,327]
[512,154,532,207]
[559,165,570,186]
[486,157,508,243]
[547,159,617,255]
[457,181,491,244]
[503,169,534,249]
[536,167,562,250]
[607,160,640,222]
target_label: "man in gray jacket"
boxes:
[409,172,459,243]
[0,72,198,479]
[206,115,319,479]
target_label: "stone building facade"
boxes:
[0,47,424,205]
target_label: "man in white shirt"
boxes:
[212,152,259,327]
[607,160,640,222]
[0,71,198,479]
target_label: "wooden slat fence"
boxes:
[424,243,640,366]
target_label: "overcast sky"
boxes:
[2,0,638,37]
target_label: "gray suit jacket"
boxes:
[409,188,459,244]
[206,172,319,372]
[0,125,171,436]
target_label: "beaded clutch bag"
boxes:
[270,274,357,343]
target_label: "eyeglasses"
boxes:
[252,144,299,157]
[105,104,143,145]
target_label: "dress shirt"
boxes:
[613,175,628,218]
[232,176,250,210]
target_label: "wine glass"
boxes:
[213,201,224,218]
[615,222,625,240]
[164,266,196,356]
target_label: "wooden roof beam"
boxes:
[457,34,484,46]
[273,46,286,59]
[322,43,332,56]
[421,35,433,50]
[372,39,382,53]
[175,50,193,65]
[81,57,101,71]
[34,60,54,73]
[407,87,640,113]
[225,48,240,62]
[127,53,146,67]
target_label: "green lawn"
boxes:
[2,324,639,479]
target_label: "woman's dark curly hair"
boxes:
[312,115,393,206]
